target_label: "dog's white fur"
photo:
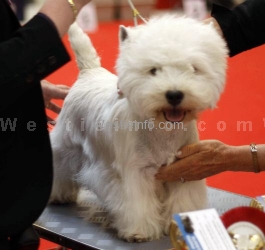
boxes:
[49,15,228,242]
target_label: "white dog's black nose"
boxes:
[165,91,184,106]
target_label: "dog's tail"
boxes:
[68,22,101,70]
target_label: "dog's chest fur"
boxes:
[133,121,198,168]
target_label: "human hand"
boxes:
[155,140,230,182]
[41,80,70,114]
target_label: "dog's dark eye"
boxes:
[150,68,157,76]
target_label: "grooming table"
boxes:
[34,187,251,250]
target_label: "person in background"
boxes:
[0,0,91,248]
[155,0,265,182]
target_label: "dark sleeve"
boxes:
[211,0,265,57]
[0,14,70,109]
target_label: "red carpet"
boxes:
[42,20,265,248]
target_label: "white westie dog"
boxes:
[49,15,227,242]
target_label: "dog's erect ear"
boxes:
[119,25,129,43]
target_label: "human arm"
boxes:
[0,14,70,110]
[155,140,265,182]
[0,0,91,110]
[0,0,89,237]
[39,0,92,38]
[210,0,265,57]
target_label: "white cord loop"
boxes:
[127,0,148,26]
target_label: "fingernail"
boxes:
[176,150,182,156]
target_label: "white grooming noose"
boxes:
[127,0,148,26]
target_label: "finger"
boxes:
[176,142,201,159]
[47,120,56,127]
[46,114,57,124]
[56,84,71,90]
[155,169,190,182]
[155,173,179,182]
[47,102,61,114]
[41,79,50,85]
[156,161,180,177]
[41,80,70,90]
[50,88,69,100]
[46,115,54,122]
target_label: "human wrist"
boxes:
[66,0,87,21]
[39,0,88,37]
[227,145,254,172]
[250,144,265,172]
[250,143,260,173]
[68,0,94,20]
[67,0,78,21]
[39,0,72,37]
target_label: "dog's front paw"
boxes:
[49,191,78,205]
[49,197,76,205]
[119,233,153,243]
[163,219,172,236]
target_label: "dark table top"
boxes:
[34,187,251,250]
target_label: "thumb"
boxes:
[56,84,71,90]
[177,142,201,159]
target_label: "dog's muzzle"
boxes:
[163,91,186,122]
